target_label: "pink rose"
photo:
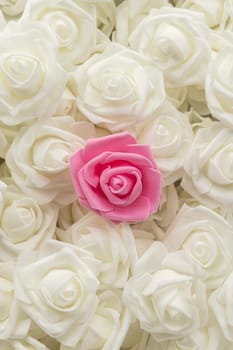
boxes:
[70,132,162,223]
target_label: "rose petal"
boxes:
[83,132,136,162]
[78,168,113,213]
[102,196,151,223]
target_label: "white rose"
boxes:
[129,7,211,87]
[206,45,233,128]
[0,21,66,126]
[175,0,225,28]
[0,262,30,339]
[182,122,233,209]
[21,0,102,71]
[164,205,233,289]
[0,337,49,350]
[0,0,26,17]
[14,240,100,347]
[6,116,95,206]
[209,271,233,343]
[0,179,58,261]
[123,242,208,342]
[137,102,193,185]
[61,290,131,350]
[57,212,137,288]
[121,321,148,350]
[73,43,165,132]
[55,87,78,118]
[156,324,230,350]
[114,0,169,46]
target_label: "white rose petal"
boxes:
[137,102,193,185]
[0,0,26,17]
[175,0,224,28]
[0,262,30,339]
[123,242,208,342]
[14,240,100,347]
[209,271,233,343]
[164,205,233,289]
[0,179,58,261]
[129,7,211,87]
[6,116,95,206]
[206,45,233,128]
[57,212,138,288]
[73,43,165,132]
[0,336,49,350]
[182,122,233,208]
[61,290,131,350]
[0,21,66,126]
[22,0,99,71]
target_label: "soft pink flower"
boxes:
[70,132,162,223]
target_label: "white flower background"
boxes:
[0,0,233,349]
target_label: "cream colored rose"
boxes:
[123,242,208,342]
[206,45,233,128]
[0,179,58,261]
[137,102,193,185]
[6,116,95,206]
[165,205,233,289]
[14,240,100,347]
[0,337,49,350]
[0,0,26,17]
[209,271,233,343]
[57,212,137,287]
[61,290,131,350]
[175,0,224,28]
[21,0,102,71]
[156,324,230,350]
[73,43,165,132]
[182,123,233,209]
[129,7,211,87]
[114,0,169,46]
[0,262,30,339]
[0,21,66,126]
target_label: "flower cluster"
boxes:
[0,0,233,349]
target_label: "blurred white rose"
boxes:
[14,240,100,347]
[209,270,233,343]
[0,0,26,17]
[61,290,131,350]
[21,0,106,71]
[123,242,208,342]
[0,336,49,350]
[0,179,58,261]
[137,102,193,185]
[0,123,20,159]
[57,212,137,288]
[6,116,95,206]
[114,0,169,46]
[186,85,210,116]
[206,45,233,128]
[175,0,225,28]
[72,43,165,132]
[165,85,187,109]
[129,7,211,87]
[156,323,230,350]
[55,87,78,118]
[0,21,66,126]
[0,262,30,339]
[164,205,233,289]
[182,122,233,209]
